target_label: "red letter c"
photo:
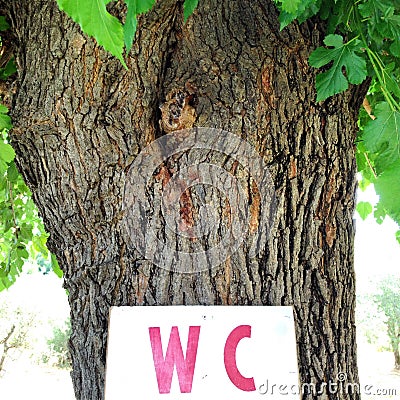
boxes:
[223,325,256,392]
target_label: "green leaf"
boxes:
[184,0,199,22]
[358,0,393,19]
[51,253,63,278]
[123,0,155,53]
[131,0,155,14]
[362,102,400,172]
[32,235,49,258]
[381,63,400,100]
[2,208,13,233]
[356,140,377,182]
[358,177,371,191]
[56,0,127,68]
[278,0,321,30]
[377,11,400,57]
[374,159,400,225]
[12,256,24,273]
[16,246,29,260]
[0,142,15,163]
[0,58,17,81]
[124,10,137,53]
[0,16,9,31]
[7,162,19,183]
[276,0,302,14]
[0,159,7,175]
[19,223,33,242]
[0,275,13,291]
[0,104,12,130]
[356,201,373,220]
[358,0,394,42]
[320,0,353,34]
[374,201,386,224]
[309,34,368,101]
[396,230,400,244]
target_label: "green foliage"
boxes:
[359,0,400,57]
[51,253,63,279]
[272,0,400,240]
[183,0,199,22]
[359,99,400,228]
[356,201,373,220]
[374,160,400,223]
[276,0,302,14]
[357,77,400,228]
[278,0,321,30]
[363,102,400,173]
[0,142,14,174]
[0,105,11,132]
[0,58,16,81]
[309,35,367,101]
[43,319,71,369]
[0,16,9,31]
[124,0,156,52]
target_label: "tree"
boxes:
[0,300,35,374]
[375,276,400,371]
[0,0,399,399]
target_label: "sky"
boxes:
[354,186,400,291]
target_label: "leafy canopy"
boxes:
[275,0,400,243]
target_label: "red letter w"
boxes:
[148,326,201,394]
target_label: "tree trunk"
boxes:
[390,336,400,370]
[394,348,400,370]
[2,0,366,398]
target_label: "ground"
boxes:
[0,355,74,399]
[357,342,400,399]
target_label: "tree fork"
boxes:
[1,0,367,398]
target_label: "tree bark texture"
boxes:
[2,0,367,399]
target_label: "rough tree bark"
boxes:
[1,0,367,399]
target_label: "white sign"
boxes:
[105,306,300,399]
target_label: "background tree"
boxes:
[0,0,399,399]
[0,301,35,374]
[375,276,400,371]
